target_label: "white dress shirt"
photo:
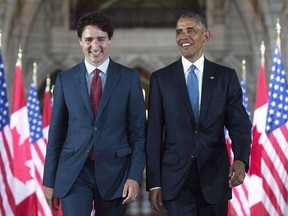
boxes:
[182,55,204,109]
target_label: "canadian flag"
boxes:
[248,55,269,215]
[42,78,52,142]
[10,54,37,215]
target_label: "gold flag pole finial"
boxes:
[46,74,51,90]
[276,18,281,52]
[33,62,38,88]
[18,46,22,61]
[260,41,265,65]
[242,59,246,83]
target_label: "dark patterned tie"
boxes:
[89,68,102,160]
[187,65,199,124]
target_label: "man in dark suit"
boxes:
[146,12,251,216]
[43,11,146,216]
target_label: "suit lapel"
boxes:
[200,59,217,121]
[95,60,120,122]
[73,62,94,119]
[171,60,195,122]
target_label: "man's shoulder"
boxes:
[153,59,182,76]
[205,58,235,72]
[109,59,138,75]
[61,62,84,74]
[55,62,84,81]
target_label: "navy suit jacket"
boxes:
[146,58,251,204]
[43,59,146,200]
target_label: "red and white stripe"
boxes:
[226,134,250,216]
[261,123,288,216]
[0,125,16,216]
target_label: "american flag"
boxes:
[27,79,53,215]
[262,42,288,215]
[240,77,251,117]
[227,74,251,216]
[0,48,16,215]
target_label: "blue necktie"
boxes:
[187,65,199,123]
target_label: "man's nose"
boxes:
[91,40,99,49]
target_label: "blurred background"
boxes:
[0,0,287,216]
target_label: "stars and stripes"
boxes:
[240,77,251,117]
[27,79,53,216]
[262,42,288,216]
[265,43,288,134]
[0,47,16,216]
[227,74,251,216]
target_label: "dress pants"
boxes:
[164,160,228,216]
[61,159,126,216]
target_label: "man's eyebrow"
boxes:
[84,36,93,39]
[187,26,196,29]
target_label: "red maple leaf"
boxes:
[249,126,262,177]
[10,127,34,183]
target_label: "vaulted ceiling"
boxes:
[70,0,203,28]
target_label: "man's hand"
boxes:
[45,187,60,213]
[149,188,166,214]
[229,160,246,187]
[122,179,139,205]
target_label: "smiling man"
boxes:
[43,11,146,216]
[146,12,251,216]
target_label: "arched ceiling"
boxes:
[70,0,203,28]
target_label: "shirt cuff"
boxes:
[149,187,161,191]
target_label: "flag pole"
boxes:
[242,59,246,83]
[33,62,38,88]
[46,74,51,92]
[276,18,281,53]
[17,46,22,63]
[0,29,2,47]
[260,41,265,65]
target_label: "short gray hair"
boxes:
[179,12,208,30]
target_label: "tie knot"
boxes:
[190,64,196,73]
[94,68,100,77]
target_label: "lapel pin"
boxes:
[210,76,215,79]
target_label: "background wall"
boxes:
[0,0,287,215]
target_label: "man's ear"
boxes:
[203,31,211,43]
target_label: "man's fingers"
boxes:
[122,179,139,204]
[122,184,129,198]
[149,189,165,213]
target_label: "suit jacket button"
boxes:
[94,127,97,131]
[194,131,198,134]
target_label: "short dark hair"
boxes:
[179,12,208,30]
[77,10,114,39]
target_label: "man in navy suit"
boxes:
[43,11,146,216]
[146,12,251,216]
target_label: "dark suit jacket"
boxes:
[146,58,251,204]
[43,59,146,200]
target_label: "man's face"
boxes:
[79,25,111,67]
[176,17,210,62]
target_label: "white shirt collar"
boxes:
[85,57,110,76]
[181,55,204,73]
